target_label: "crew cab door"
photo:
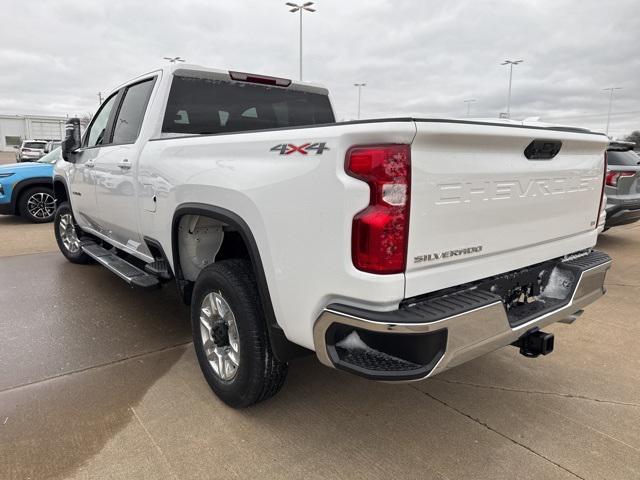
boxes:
[68,91,120,228]
[93,77,156,254]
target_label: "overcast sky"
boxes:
[1,0,638,138]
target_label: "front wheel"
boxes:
[191,259,288,408]
[54,202,92,264]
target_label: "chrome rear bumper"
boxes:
[313,251,611,381]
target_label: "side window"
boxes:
[85,94,118,148]
[112,78,155,145]
[241,107,258,118]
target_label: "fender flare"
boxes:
[172,203,310,362]
[11,177,54,213]
[53,175,70,203]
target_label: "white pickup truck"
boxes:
[53,64,611,407]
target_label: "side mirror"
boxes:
[62,118,81,162]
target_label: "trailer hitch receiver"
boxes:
[512,330,554,358]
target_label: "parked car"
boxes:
[0,147,60,223]
[45,140,62,153]
[53,64,611,407]
[15,140,48,162]
[604,141,640,230]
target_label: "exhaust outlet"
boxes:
[512,330,554,358]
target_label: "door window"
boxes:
[112,78,156,145]
[85,94,118,148]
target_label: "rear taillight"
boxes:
[605,170,635,187]
[346,144,410,274]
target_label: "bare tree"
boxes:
[624,130,640,149]
[79,112,93,128]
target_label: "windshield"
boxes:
[24,142,46,149]
[607,150,640,166]
[37,147,61,164]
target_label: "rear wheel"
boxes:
[54,202,92,264]
[191,259,288,408]
[19,186,56,223]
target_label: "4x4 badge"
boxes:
[270,142,329,155]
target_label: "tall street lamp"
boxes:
[464,99,476,117]
[603,87,622,135]
[501,59,523,118]
[354,83,366,119]
[286,2,316,81]
[163,56,185,64]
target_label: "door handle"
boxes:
[118,159,131,170]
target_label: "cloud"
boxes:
[1,0,638,137]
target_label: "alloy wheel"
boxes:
[26,192,55,220]
[58,213,81,253]
[199,291,241,381]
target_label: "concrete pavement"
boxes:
[0,215,638,479]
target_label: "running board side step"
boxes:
[82,242,160,289]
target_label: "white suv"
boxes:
[16,140,48,162]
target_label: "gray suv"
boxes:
[604,141,640,229]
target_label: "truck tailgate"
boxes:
[405,120,608,298]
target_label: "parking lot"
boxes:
[0,197,637,480]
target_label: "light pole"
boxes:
[501,59,523,118]
[163,56,185,64]
[464,99,476,117]
[354,83,366,119]
[285,2,316,81]
[97,92,103,105]
[603,87,622,135]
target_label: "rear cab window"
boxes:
[23,142,47,149]
[161,75,335,136]
[607,150,640,167]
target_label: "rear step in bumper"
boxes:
[313,250,611,381]
[82,242,160,289]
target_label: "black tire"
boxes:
[54,202,92,264]
[191,259,288,408]
[19,186,56,223]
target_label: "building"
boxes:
[0,114,67,152]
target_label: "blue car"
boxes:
[0,147,60,223]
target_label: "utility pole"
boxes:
[501,59,523,118]
[603,87,622,135]
[97,92,103,105]
[285,2,316,80]
[354,83,366,119]
[163,56,185,64]
[464,99,476,117]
